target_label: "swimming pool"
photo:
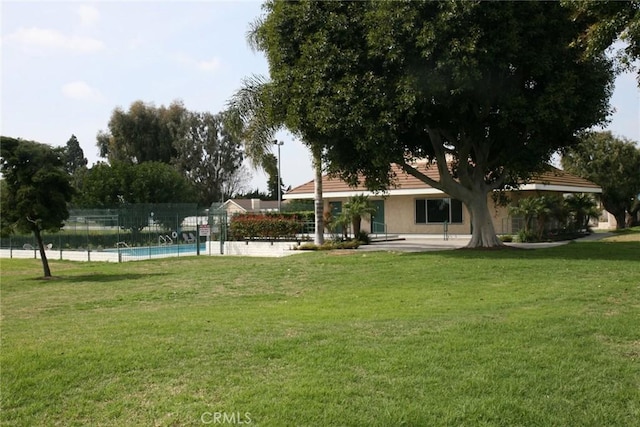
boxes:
[108,243,207,258]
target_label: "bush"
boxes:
[294,240,361,251]
[230,214,302,240]
[499,235,514,242]
[517,229,537,243]
[354,230,371,244]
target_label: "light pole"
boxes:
[273,140,284,211]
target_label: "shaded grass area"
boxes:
[1,241,639,426]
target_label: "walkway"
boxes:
[360,232,614,253]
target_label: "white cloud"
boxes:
[170,53,223,72]
[5,27,104,54]
[197,58,222,72]
[76,5,100,27]
[61,81,103,102]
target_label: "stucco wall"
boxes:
[322,194,518,236]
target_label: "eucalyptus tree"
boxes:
[1,136,74,277]
[97,100,188,164]
[172,110,245,206]
[254,0,614,247]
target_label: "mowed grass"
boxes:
[1,239,639,426]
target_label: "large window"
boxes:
[415,198,463,224]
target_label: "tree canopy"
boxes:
[63,134,88,174]
[73,161,196,208]
[96,100,247,206]
[172,110,245,206]
[563,0,640,73]
[561,131,640,228]
[1,136,74,277]
[97,100,187,164]
[255,0,614,247]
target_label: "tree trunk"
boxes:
[352,216,362,237]
[614,211,627,230]
[33,227,52,277]
[465,193,504,248]
[312,147,324,245]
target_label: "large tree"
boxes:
[63,134,88,174]
[97,100,188,164]
[1,136,74,277]
[255,1,614,247]
[73,161,196,208]
[172,110,245,206]
[562,131,640,229]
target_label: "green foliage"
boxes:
[230,214,301,240]
[97,100,247,206]
[172,110,245,205]
[62,134,87,174]
[564,193,600,231]
[0,136,74,276]
[517,229,538,243]
[354,230,371,245]
[73,162,196,208]
[295,240,361,250]
[97,100,187,164]
[562,0,640,73]
[255,1,614,247]
[562,131,640,229]
[342,194,376,236]
[510,193,600,241]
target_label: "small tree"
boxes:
[342,194,376,238]
[1,137,74,277]
[562,131,640,229]
[509,196,554,242]
[564,193,600,232]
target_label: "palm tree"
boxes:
[564,193,600,232]
[229,19,328,244]
[228,75,325,245]
[509,196,551,240]
[342,194,377,238]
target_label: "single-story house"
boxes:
[283,162,604,235]
[221,198,281,217]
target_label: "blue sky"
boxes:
[2,1,639,192]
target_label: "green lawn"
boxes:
[1,240,639,426]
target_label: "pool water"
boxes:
[109,243,207,257]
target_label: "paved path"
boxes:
[360,232,615,253]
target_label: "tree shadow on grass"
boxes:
[401,241,640,262]
[32,273,169,284]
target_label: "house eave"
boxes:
[517,184,602,194]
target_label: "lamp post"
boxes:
[273,140,284,212]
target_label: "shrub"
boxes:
[295,242,319,251]
[499,235,514,242]
[517,229,537,243]
[354,230,371,244]
[230,214,301,240]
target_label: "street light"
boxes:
[273,140,284,211]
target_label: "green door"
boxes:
[329,201,343,235]
[371,200,385,233]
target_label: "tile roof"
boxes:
[225,199,281,211]
[285,162,600,198]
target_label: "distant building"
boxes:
[221,199,281,216]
